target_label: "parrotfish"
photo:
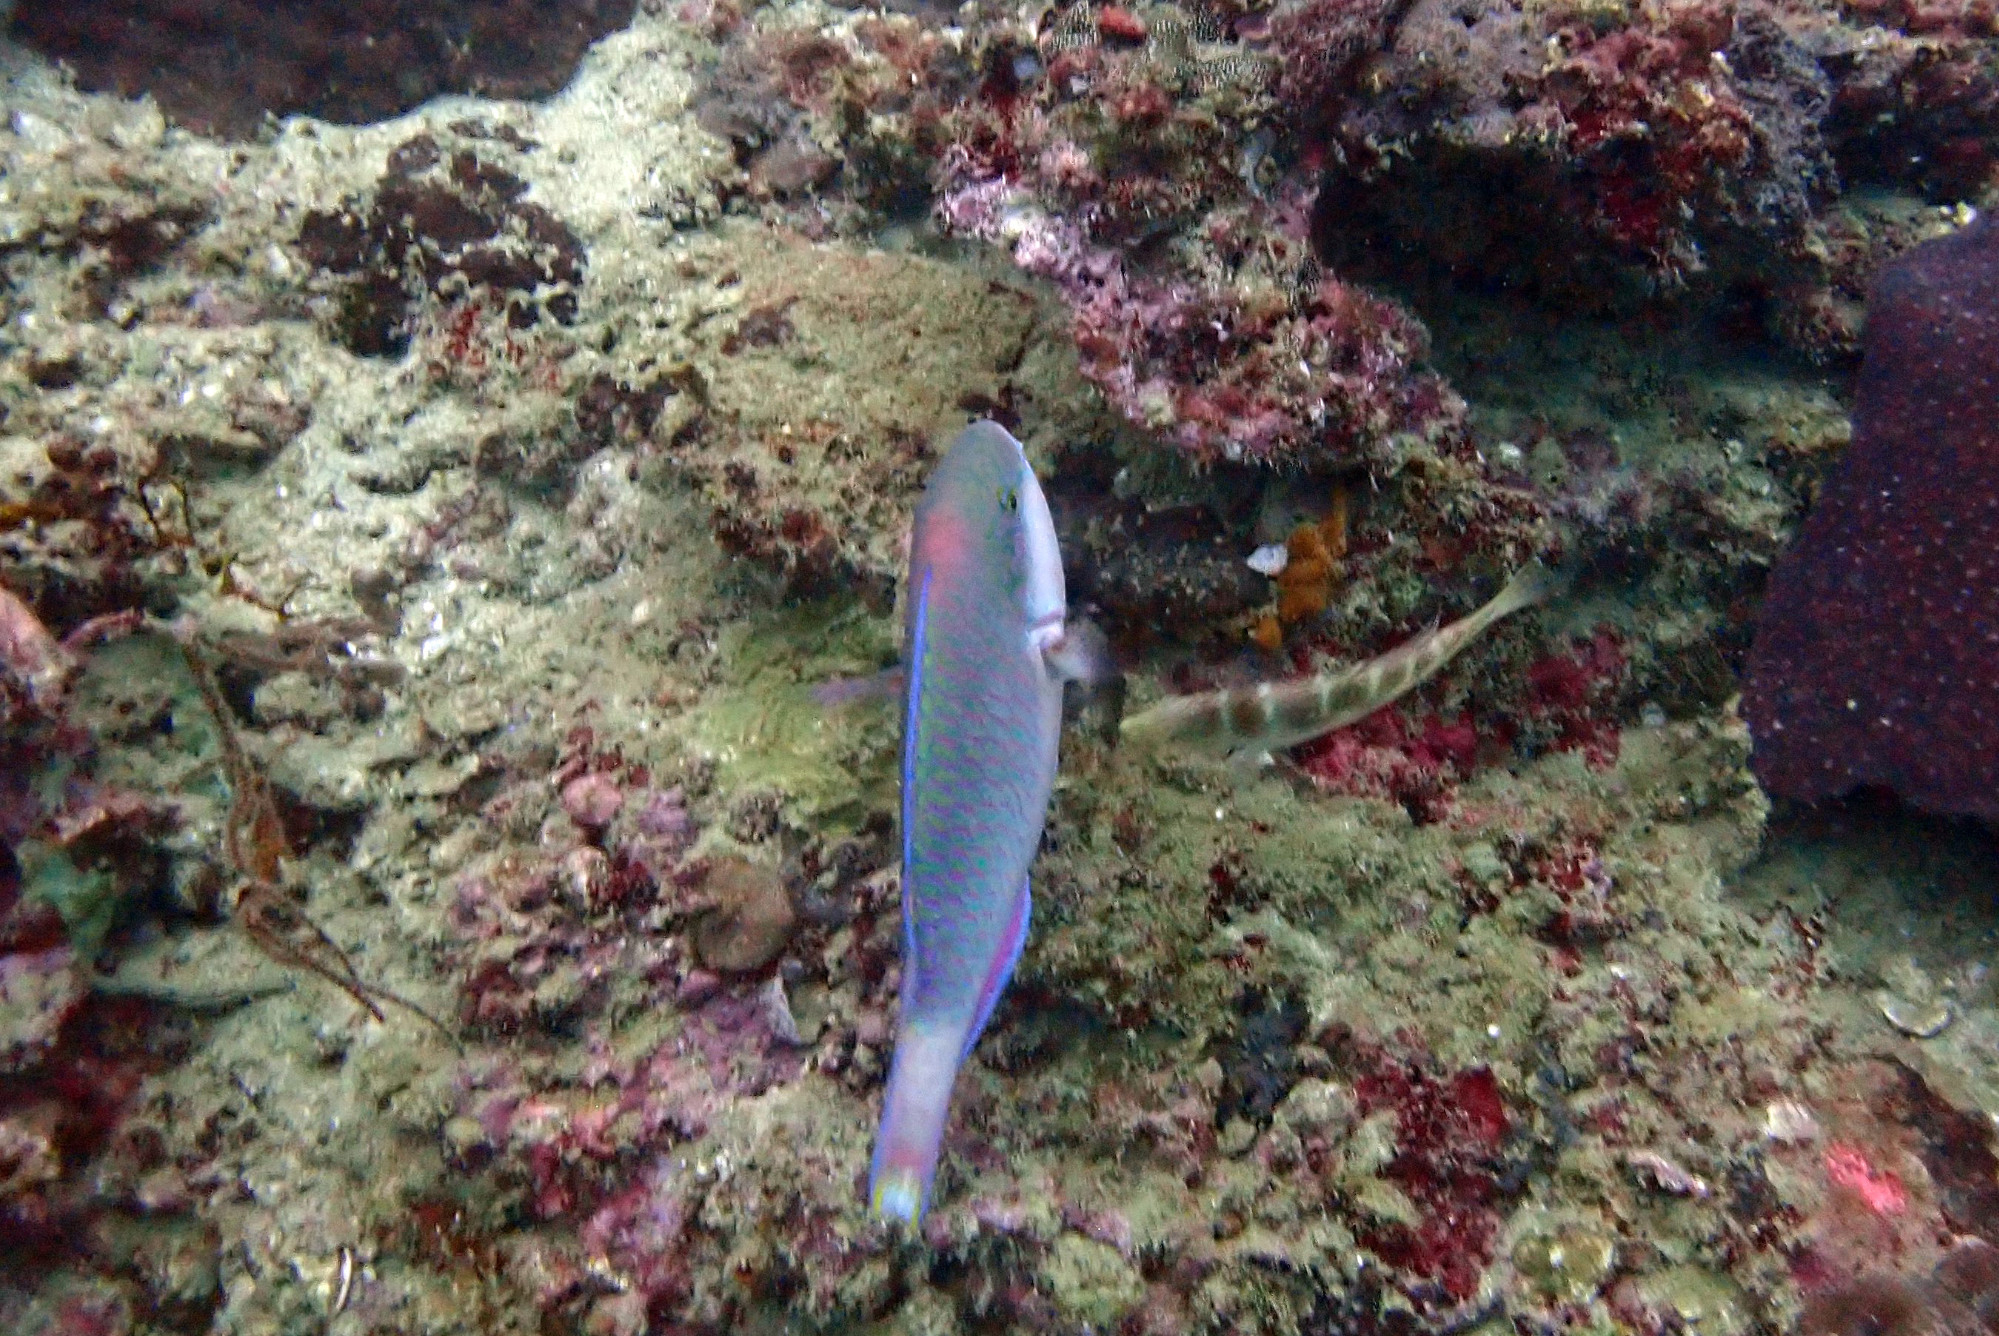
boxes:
[869,420,1102,1225]
[1120,562,1558,762]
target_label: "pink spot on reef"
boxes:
[1824,1141,1908,1215]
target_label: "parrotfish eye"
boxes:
[997,486,1020,513]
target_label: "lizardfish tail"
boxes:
[868,1021,967,1226]
[1485,558,1567,623]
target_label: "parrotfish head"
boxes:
[913,421,1065,646]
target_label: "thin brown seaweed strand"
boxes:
[181,639,461,1047]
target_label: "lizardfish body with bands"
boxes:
[1120,561,1559,761]
[869,420,1101,1226]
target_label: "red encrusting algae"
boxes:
[1348,1047,1510,1302]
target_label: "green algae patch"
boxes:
[22,635,230,959]
[1631,1266,1752,1336]
[1045,1234,1147,1326]
[15,841,120,959]
[1511,1218,1617,1304]
[687,602,899,831]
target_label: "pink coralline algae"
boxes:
[1522,628,1630,767]
[1286,623,1626,821]
[1344,1040,1511,1304]
[941,175,1460,470]
[439,759,911,1326]
[1824,1141,1909,1216]
[1295,706,1484,823]
[558,771,625,833]
[1741,214,1999,822]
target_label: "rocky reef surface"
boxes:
[0,0,1996,1332]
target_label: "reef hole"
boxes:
[9,0,637,139]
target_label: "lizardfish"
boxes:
[1120,561,1559,762]
[868,420,1102,1226]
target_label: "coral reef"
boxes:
[0,2,1996,1333]
[1742,212,1999,821]
[1305,0,1836,282]
[1299,0,1999,350]
[931,123,1463,474]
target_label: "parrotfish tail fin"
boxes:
[869,1020,968,1227]
[868,878,1030,1227]
[813,667,907,710]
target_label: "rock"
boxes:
[675,969,722,1007]
[0,946,82,1073]
[690,858,796,974]
[560,773,624,832]
[1744,214,1999,820]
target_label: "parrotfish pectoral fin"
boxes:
[812,667,907,709]
[1042,619,1113,686]
[868,1020,968,1226]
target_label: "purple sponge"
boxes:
[1743,214,1999,822]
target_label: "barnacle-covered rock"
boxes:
[690,857,798,974]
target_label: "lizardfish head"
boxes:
[913,420,1064,641]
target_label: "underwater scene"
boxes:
[0,0,1996,1331]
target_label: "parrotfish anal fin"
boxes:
[963,876,1031,1062]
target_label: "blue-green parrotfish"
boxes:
[867,420,1104,1226]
